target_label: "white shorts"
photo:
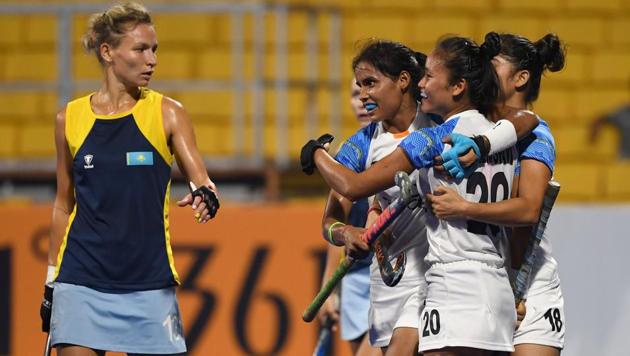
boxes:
[368,277,426,348]
[419,260,515,353]
[514,282,565,349]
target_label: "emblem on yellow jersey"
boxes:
[84,154,94,169]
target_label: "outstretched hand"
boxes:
[425,185,469,219]
[177,181,220,223]
[435,134,480,180]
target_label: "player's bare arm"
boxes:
[322,190,353,245]
[498,107,539,139]
[317,190,359,327]
[313,147,414,201]
[475,107,540,158]
[427,159,551,226]
[50,108,75,266]
[338,198,381,260]
[41,108,75,335]
[163,97,218,223]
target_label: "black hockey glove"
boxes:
[190,185,220,219]
[40,285,53,333]
[300,134,334,175]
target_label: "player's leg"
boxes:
[348,336,363,355]
[423,346,492,356]
[355,334,383,356]
[57,344,105,356]
[349,334,363,354]
[383,326,418,355]
[513,344,559,356]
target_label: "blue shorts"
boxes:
[340,262,370,341]
[51,283,187,354]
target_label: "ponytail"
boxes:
[499,32,566,103]
[433,32,501,115]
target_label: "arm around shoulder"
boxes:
[508,109,539,140]
[483,108,539,155]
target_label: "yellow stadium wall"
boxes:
[0,201,353,356]
[1,0,630,202]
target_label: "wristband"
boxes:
[471,135,489,160]
[46,265,56,287]
[483,119,517,155]
[327,221,345,245]
[367,205,383,215]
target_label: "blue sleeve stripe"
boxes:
[516,118,556,174]
[519,136,556,174]
[398,119,456,169]
[333,123,376,172]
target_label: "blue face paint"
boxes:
[365,103,377,112]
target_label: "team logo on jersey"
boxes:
[126,151,154,166]
[83,154,94,169]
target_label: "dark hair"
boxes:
[82,2,153,65]
[499,33,565,103]
[433,32,501,115]
[352,39,427,101]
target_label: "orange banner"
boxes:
[0,201,353,356]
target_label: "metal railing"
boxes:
[0,2,342,171]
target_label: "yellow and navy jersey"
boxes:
[55,89,180,291]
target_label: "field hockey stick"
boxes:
[303,171,414,322]
[374,232,406,287]
[312,316,335,356]
[43,332,52,356]
[513,180,561,305]
[374,177,423,287]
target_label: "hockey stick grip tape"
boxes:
[361,196,407,246]
[303,257,355,322]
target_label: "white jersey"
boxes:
[399,109,517,267]
[364,115,432,282]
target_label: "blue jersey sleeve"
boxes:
[398,119,458,169]
[334,123,377,173]
[516,119,556,174]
